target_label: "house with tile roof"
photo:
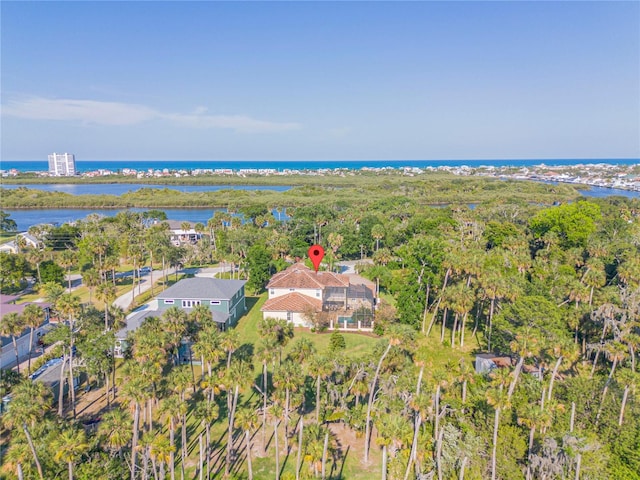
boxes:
[261,263,374,330]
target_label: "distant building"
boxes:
[48,153,76,176]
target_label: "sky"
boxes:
[1,1,639,162]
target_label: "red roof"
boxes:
[267,263,349,289]
[261,292,322,313]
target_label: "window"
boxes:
[316,290,321,297]
[287,311,293,322]
[211,300,221,305]
[270,289,274,295]
[164,299,174,305]
[181,300,201,308]
[289,288,295,292]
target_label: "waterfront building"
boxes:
[47,152,76,176]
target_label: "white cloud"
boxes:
[2,96,301,133]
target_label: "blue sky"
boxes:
[2,1,639,161]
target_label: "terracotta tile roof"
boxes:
[267,263,349,289]
[261,292,322,313]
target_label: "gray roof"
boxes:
[211,311,230,324]
[116,309,159,339]
[157,278,245,301]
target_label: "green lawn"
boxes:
[236,294,381,364]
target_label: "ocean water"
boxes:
[2,158,639,173]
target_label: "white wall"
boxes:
[269,287,321,300]
[261,310,310,328]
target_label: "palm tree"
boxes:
[220,328,240,370]
[596,341,628,423]
[96,281,117,330]
[364,325,414,464]
[617,369,639,426]
[159,395,184,480]
[22,304,44,372]
[507,329,539,400]
[518,401,553,479]
[224,360,254,477]
[98,407,133,457]
[308,354,333,423]
[82,268,101,304]
[258,317,294,364]
[3,439,32,480]
[25,247,45,285]
[273,360,303,453]
[207,216,218,252]
[122,374,149,480]
[1,312,25,373]
[55,293,82,417]
[271,403,284,480]
[58,249,76,291]
[149,432,174,480]
[235,406,259,480]
[52,428,89,480]
[371,224,385,251]
[486,370,512,480]
[194,400,219,480]
[1,380,51,480]
[162,306,188,365]
[256,336,278,450]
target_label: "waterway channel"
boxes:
[1,183,638,231]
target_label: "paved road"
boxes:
[112,266,227,310]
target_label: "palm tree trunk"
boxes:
[459,456,468,480]
[526,426,535,480]
[619,384,630,426]
[491,408,500,480]
[321,431,329,480]
[198,434,204,480]
[170,423,175,480]
[460,312,468,347]
[381,444,388,480]
[295,418,303,480]
[11,336,20,374]
[275,421,280,480]
[244,429,254,480]
[181,414,187,479]
[488,297,496,351]
[68,346,77,418]
[27,327,35,372]
[574,454,582,480]
[316,374,322,423]
[58,354,67,416]
[225,384,240,477]
[284,389,290,452]
[206,423,211,480]
[68,461,73,480]
[404,413,421,480]
[451,313,459,347]
[507,356,525,400]
[17,463,24,480]
[23,424,44,480]
[131,402,140,480]
[263,362,268,452]
[440,308,448,343]
[596,358,618,423]
[547,356,563,403]
[364,342,392,463]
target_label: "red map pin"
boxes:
[308,245,325,272]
